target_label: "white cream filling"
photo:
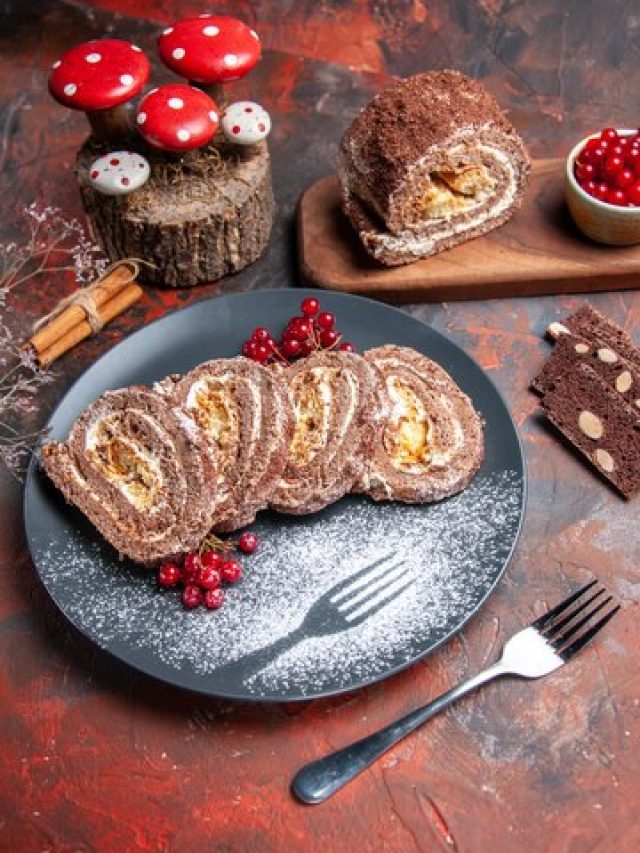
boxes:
[280,368,359,492]
[85,412,166,511]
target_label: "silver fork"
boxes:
[292,579,620,804]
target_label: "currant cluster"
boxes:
[574,127,640,206]
[241,297,355,365]
[157,530,260,611]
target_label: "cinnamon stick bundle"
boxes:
[28,262,143,367]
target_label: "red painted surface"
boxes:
[1,2,639,851]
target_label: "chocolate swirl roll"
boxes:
[270,351,384,515]
[41,387,216,564]
[339,70,530,266]
[359,346,484,502]
[168,357,294,532]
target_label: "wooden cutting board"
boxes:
[297,159,640,303]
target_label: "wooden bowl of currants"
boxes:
[566,127,640,246]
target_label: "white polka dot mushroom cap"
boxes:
[221,101,271,145]
[48,39,150,111]
[88,151,150,196]
[157,16,261,84]
[135,84,219,152]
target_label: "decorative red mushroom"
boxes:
[135,84,219,153]
[157,15,261,103]
[48,39,150,141]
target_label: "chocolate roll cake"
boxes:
[358,346,484,502]
[168,357,294,532]
[338,70,530,266]
[41,388,216,564]
[269,351,384,515]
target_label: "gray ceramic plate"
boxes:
[24,289,525,701]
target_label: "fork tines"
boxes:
[533,579,620,660]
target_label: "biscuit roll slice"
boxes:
[270,351,384,515]
[41,387,216,564]
[170,357,294,532]
[338,70,530,265]
[360,346,484,502]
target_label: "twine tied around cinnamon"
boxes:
[28,259,150,367]
[31,259,152,335]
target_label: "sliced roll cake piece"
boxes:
[338,70,530,266]
[359,346,484,502]
[270,351,384,515]
[41,387,216,565]
[167,357,294,532]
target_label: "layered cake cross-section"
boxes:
[338,70,531,266]
[41,387,217,564]
[269,351,384,515]
[358,346,484,502]
[165,357,294,532]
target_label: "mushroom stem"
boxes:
[234,142,261,163]
[86,105,134,142]
[191,81,226,110]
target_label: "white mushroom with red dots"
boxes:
[88,151,150,196]
[221,101,271,149]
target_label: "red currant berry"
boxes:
[625,148,640,170]
[182,584,203,609]
[293,320,313,341]
[593,182,609,201]
[300,297,320,316]
[320,329,339,348]
[204,588,225,610]
[627,181,640,205]
[317,312,335,331]
[606,188,628,206]
[615,168,635,189]
[575,162,596,183]
[609,144,624,157]
[183,552,201,582]
[583,180,597,196]
[299,340,314,356]
[221,560,242,583]
[339,341,355,352]
[198,566,221,591]
[201,550,223,570]
[600,127,618,142]
[157,562,182,588]
[238,531,260,554]
[242,340,258,360]
[282,338,302,358]
[584,138,602,151]
[583,146,606,165]
[254,343,271,363]
[603,155,624,177]
[252,327,271,343]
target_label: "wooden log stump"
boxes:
[76,138,275,288]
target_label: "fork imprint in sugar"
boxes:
[211,553,416,682]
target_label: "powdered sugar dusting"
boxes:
[35,470,522,698]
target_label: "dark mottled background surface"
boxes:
[0,1,638,850]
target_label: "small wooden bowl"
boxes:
[565,129,640,246]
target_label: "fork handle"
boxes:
[292,662,507,804]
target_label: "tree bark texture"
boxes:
[76,139,275,288]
